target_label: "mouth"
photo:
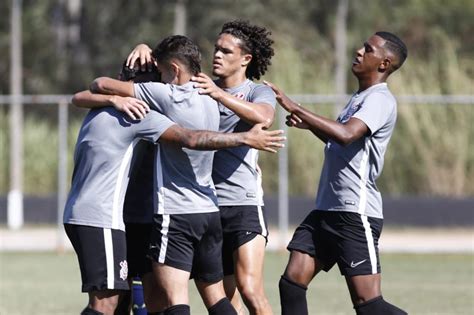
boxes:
[213,63,223,71]
[352,58,361,65]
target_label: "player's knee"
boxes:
[237,281,268,310]
[241,290,269,312]
[284,260,314,285]
[88,297,119,314]
[354,296,407,315]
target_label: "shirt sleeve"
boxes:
[134,82,171,114]
[249,84,277,108]
[134,110,176,143]
[352,92,395,135]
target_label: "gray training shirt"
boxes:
[212,79,276,206]
[63,107,175,231]
[315,83,397,219]
[134,81,220,215]
[123,140,156,224]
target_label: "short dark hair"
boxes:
[220,20,274,80]
[375,31,408,72]
[152,35,201,75]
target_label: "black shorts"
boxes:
[287,210,383,277]
[148,212,223,283]
[125,223,153,278]
[220,205,269,276]
[65,224,129,292]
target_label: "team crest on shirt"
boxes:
[339,101,363,123]
[234,92,245,100]
[119,260,128,280]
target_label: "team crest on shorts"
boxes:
[119,260,128,280]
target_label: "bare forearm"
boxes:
[160,125,246,150]
[188,130,247,150]
[292,106,351,145]
[90,77,135,97]
[216,93,274,127]
[72,90,114,109]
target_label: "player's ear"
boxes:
[241,53,252,67]
[171,62,179,74]
[169,62,181,79]
[379,58,391,73]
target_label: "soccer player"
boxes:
[264,32,408,315]
[127,20,276,315]
[85,35,278,315]
[66,36,285,315]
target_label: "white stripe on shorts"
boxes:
[361,215,378,274]
[257,205,268,237]
[158,214,170,263]
[103,228,115,288]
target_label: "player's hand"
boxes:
[263,80,300,113]
[286,113,309,129]
[110,95,150,120]
[191,73,224,100]
[126,44,154,72]
[245,122,286,153]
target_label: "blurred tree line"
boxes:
[0,0,473,196]
[0,0,472,94]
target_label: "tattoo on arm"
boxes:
[161,126,245,150]
[192,131,243,150]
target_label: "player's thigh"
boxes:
[284,250,324,286]
[194,279,227,308]
[285,211,332,285]
[345,273,381,304]
[65,224,129,292]
[220,205,269,277]
[152,262,190,305]
[333,213,383,277]
[234,234,266,287]
[148,213,195,273]
[192,212,224,284]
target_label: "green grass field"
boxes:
[0,251,473,314]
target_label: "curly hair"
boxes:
[220,20,274,80]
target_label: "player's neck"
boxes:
[216,73,247,89]
[177,72,193,85]
[357,75,386,93]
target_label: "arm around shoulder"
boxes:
[71,90,114,109]
[90,77,135,97]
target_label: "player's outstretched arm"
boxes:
[71,90,149,120]
[161,122,285,153]
[192,73,275,128]
[264,80,368,146]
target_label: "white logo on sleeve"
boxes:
[350,259,367,268]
